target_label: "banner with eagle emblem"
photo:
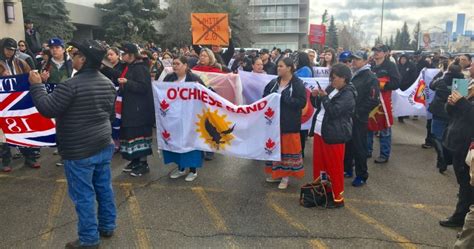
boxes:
[392,68,440,117]
[152,82,281,161]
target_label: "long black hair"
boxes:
[296,52,311,70]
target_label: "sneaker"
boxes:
[170,169,187,179]
[122,161,138,172]
[53,149,59,155]
[185,172,198,182]
[29,162,41,169]
[12,153,22,159]
[374,157,389,164]
[55,161,64,167]
[266,177,281,183]
[99,230,114,238]
[344,171,353,178]
[352,176,366,187]
[2,166,12,173]
[278,177,289,189]
[130,163,150,177]
[65,239,99,249]
[421,143,433,149]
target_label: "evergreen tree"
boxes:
[96,0,167,44]
[400,22,411,49]
[374,36,382,46]
[394,29,401,50]
[389,35,394,48]
[22,0,76,41]
[411,21,421,50]
[325,16,338,49]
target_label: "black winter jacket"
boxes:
[443,96,474,153]
[428,72,464,120]
[398,57,418,91]
[263,75,306,133]
[351,67,380,123]
[310,84,357,144]
[120,60,155,128]
[101,61,127,86]
[30,68,116,160]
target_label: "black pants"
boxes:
[425,119,434,145]
[1,144,38,166]
[300,130,308,158]
[451,149,474,222]
[344,119,369,180]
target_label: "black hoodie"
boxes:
[398,55,418,91]
[428,71,465,120]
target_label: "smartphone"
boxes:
[453,79,469,97]
[315,80,322,90]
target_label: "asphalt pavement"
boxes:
[0,118,462,248]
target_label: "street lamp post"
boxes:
[380,0,384,39]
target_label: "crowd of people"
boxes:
[0,19,473,248]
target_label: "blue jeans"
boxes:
[64,144,116,246]
[367,128,392,159]
[431,118,448,141]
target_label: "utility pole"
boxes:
[380,0,384,39]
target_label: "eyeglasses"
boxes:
[342,59,352,63]
[18,44,26,47]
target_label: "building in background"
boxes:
[248,0,309,51]
[445,21,453,41]
[65,1,104,41]
[1,0,25,42]
[455,13,466,36]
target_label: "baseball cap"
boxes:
[339,51,352,61]
[350,50,368,60]
[120,43,139,54]
[372,44,388,52]
[48,38,64,48]
[67,40,107,66]
[3,38,17,50]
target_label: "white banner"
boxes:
[152,82,282,161]
[392,68,440,117]
[312,67,330,77]
[238,71,329,130]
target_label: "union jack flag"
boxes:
[0,74,56,147]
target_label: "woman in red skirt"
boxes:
[310,63,356,207]
[263,57,307,189]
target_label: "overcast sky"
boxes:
[309,0,474,46]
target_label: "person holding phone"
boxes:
[441,80,474,229]
[309,63,356,207]
[429,60,464,173]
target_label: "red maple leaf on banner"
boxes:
[265,107,274,119]
[160,99,170,111]
[162,130,170,140]
[266,138,275,150]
